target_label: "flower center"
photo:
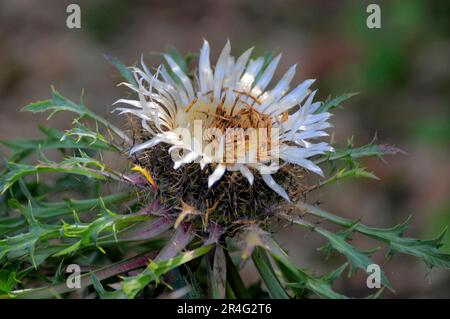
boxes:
[179,91,282,164]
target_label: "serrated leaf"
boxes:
[315,92,358,114]
[316,141,405,165]
[306,167,379,193]
[314,227,392,291]
[23,88,131,145]
[261,236,348,299]
[284,267,348,299]
[0,224,60,267]
[0,192,131,236]
[1,125,116,162]
[24,87,96,119]
[389,229,450,269]
[53,212,150,257]
[121,244,213,299]
[0,162,107,195]
[0,269,18,293]
[297,202,450,270]
[61,121,119,151]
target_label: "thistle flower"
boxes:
[2,40,449,300]
[114,40,333,202]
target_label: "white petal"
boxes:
[272,79,315,115]
[299,122,332,132]
[299,89,318,119]
[239,57,264,91]
[259,64,296,111]
[280,152,324,177]
[252,53,282,94]
[113,99,143,108]
[283,90,319,134]
[208,164,226,188]
[160,65,189,106]
[113,107,151,121]
[163,54,195,100]
[174,151,199,169]
[199,39,214,95]
[289,130,329,141]
[231,47,253,85]
[223,56,236,88]
[261,174,290,202]
[308,101,322,114]
[239,165,254,185]
[213,40,231,101]
[295,158,324,176]
[200,158,208,170]
[129,137,162,156]
[288,148,321,159]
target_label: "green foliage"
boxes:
[0,268,17,294]
[0,159,111,195]
[207,246,227,299]
[428,202,450,253]
[315,92,358,114]
[252,247,289,299]
[24,87,99,122]
[0,125,115,163]
[23,86,131,145]
[1,76,448,300]
[315,227,392,291]
[316,137,405,165]
[1,192,130,236]
[120,245,213,298]
[261,235,348,299]
[294,203,450,270]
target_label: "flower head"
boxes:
[115,40,333,202]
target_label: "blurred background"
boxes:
[0,0,448,297]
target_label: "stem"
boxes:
[90,110,132,146]
[12,252,156,299]
[102,120,133,146]
[292,202,392,242]
[252,247,289,299]
[224,249,251,299]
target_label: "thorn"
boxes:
[131,164,157,189]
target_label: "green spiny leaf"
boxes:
[0,125,117,163]
[316,140,405,165]
[0,162,107,195]
[315,92,358,114]
[104,54,137,87]
[0,268,18,294]
[24,87,96,119]
[262,236,348,299]
[23,88,131,145]
[298,203,450,270]
[315,227,392,291]
[1,192,131,236]
[121,245,213,298]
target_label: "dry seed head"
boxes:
[129,115,306,228]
